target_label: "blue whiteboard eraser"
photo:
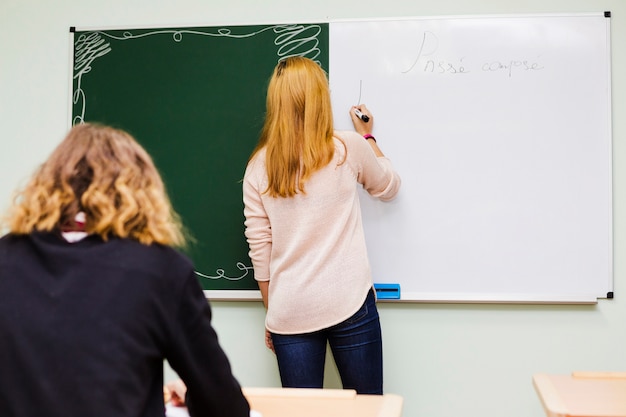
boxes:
[374,283,401,299]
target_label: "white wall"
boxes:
[1,1,624,416]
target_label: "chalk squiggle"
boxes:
[72,32,112,124]
[195,262,253,281]
[273,24,322,62]
[73,24,324,124]
[98,26,278,42]
[96,24,323,63]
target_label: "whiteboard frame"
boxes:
[328,12,613,304]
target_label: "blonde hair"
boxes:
[250,56,337,198]
[3,123,187,247]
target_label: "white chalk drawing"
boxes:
[72,24,323,124]
[73,32,112,125]
[195,263,254,282]
[72,24,324,282]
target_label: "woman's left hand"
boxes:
[265,329,275,353]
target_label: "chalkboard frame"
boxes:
[69,22,330,300]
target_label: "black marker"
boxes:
[354,109,370,122]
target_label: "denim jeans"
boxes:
[270,289,383,394]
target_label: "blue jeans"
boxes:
[270,289,383,394]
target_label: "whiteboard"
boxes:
[329,14,612,303]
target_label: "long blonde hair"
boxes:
[250,56,336,198]
[3,123,186,247]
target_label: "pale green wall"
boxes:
[1,1,624,416]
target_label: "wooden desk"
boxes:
[242,387,403,417]
[533,373,626,417]
[165,387,403,417]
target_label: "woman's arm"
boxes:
[350,104,384,157]
[256,280,275,352]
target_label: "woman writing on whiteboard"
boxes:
[0,123,250,417]
[243,56,401,394]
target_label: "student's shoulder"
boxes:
[0,232,33,243]
[0,233,13,260]
[0,232,44,253]
[111,238,194,273]
[0,233,16,244]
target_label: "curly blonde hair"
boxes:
[3,123,186,247]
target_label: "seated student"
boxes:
[0,123,250,417]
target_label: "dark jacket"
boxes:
[0,232,250,417]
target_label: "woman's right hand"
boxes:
[350,104,385,157]
[350,104,374,136]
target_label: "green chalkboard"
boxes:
[71,23,329,293]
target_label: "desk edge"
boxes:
[532,374,569,417]
[379,394,403,417]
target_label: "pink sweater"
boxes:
[243,130,401,334]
